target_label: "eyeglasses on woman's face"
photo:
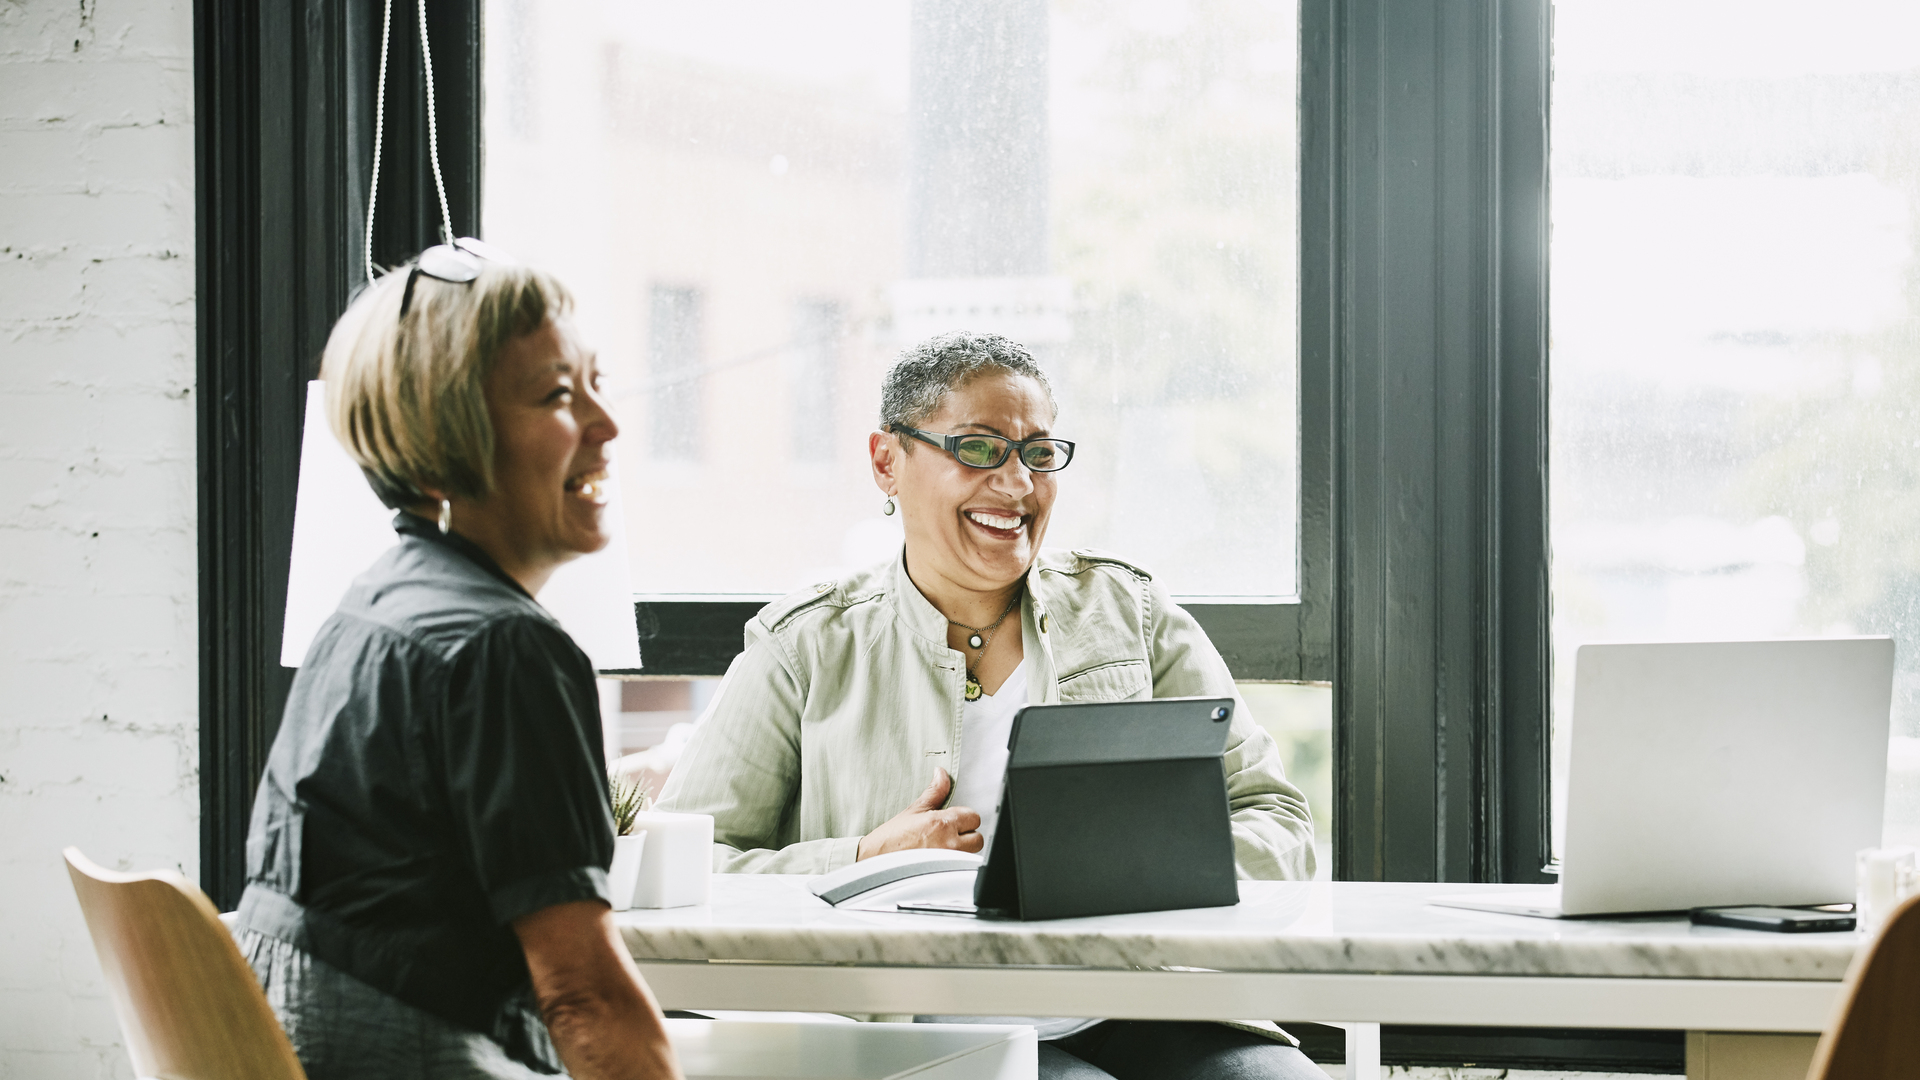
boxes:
[890,423,1076,473]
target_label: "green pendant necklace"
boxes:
[951,589,1024,702]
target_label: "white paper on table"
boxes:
[280,380,643,670]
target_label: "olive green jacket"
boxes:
[657,548,1316,880]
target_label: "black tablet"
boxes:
[965,695,1241,920]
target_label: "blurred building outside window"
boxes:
[789,300,846,462]
[483,0,1300,599]
[647,284,706,461]
[1551,0,1920,853]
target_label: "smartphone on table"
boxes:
[1689,905,1856,932]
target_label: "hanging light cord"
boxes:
[364,0,455,285]
[364,0,394,284]
[417,0,454,246]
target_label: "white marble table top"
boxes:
[615,875,1864,981]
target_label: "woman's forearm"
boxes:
[539,978,680,1080]
[712,834,863,874]
[514,901,684,1080]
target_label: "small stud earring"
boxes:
[882,495,897,517]
[437,498,452,534]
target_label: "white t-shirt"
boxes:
[949,660,1028,852]
[924,659,1106,1042]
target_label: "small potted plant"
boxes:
[607,770,651,911]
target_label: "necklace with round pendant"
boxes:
[953,589,1023,702]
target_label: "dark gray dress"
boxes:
[236,513,614,1078]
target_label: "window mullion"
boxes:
[1306,0,1553,885]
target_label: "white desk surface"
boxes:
[618,876,1858,1031]
[617,875,1859,981]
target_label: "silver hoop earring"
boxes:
[437,498,452,534]
[882,495,897,517]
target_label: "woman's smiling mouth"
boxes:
[964,508,1026,538]
[564,467,610,505]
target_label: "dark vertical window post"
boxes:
[195,0,481,908]
[1300,0,1553,884]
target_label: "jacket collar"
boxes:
[886,547,1060,700]
[887,547,959,649]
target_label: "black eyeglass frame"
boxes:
[889,423,1077,473]
[396,236,516,317]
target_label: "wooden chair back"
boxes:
[1807,890,1920,1079]
[64,847,306,1080]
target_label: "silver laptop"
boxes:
[1434,638,1894,918]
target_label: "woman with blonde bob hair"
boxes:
[234,243,682,1080]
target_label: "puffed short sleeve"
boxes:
[441,615,616,925]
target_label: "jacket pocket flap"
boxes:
[1056,660,1151,702]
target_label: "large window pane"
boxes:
[1550,0,1920,850]
[483,0,1299,599]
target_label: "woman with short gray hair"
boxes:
[661,330,1320,1079]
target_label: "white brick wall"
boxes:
[0,1,198,1076]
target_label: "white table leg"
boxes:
[1322,1022,1380,1080]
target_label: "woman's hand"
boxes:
[857,767,983,860]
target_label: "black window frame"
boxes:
[196,0,1550,902]
[195,0,482,909]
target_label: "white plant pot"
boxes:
[627,811,714,909]
[608,833,648,912]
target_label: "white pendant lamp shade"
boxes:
[280,380,643,670]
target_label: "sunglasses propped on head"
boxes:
[397,236,520,317]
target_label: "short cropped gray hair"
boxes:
[879,332,1057,437]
